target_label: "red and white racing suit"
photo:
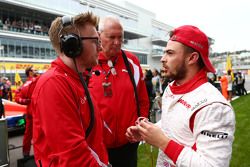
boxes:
[157,69,235,167]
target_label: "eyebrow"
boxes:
[163,49,173,54]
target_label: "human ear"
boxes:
[189,52,199,64]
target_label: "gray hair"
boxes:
[98,15,123,32]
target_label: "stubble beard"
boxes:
[166,62,187,81]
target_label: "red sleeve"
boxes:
[17,77,40,104]
[164,140,184,164]
[15,79,37,105]
[15,88,29,105]
[37,77,101,166]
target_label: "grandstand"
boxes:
[0,0,173,85]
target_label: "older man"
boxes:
[89,16,149,167]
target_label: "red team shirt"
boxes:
[31,58,108,167]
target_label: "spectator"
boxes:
[0,77,11,100]
[4,18,10,30]
[234,72,241,95]
[152,68,161,95]
[25,66,38,80]
[160,68,172,95]
[238,74,247,95]
[89,16,149,167]
[126,25,235,167]
[227,70,233,101]
[144,69,154,109]
[0,19,3,30]
[209,73,221,92]
[15,66,39,158]
[220,73,228,100]
[0,96,3,118]
[150,90,162,123]
[6,78,13,101]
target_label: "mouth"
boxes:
[161,66,168,72]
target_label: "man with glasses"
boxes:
[126,25,235,167]
[31,12,109,167]
[89,16,149,167]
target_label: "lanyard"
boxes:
[99,55,119,97]
[100,55,119,80]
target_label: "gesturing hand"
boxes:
[126,126,142,143]
[126,117,149,143]
[136,121,170,150]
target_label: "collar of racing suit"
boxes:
[170,68,208,94]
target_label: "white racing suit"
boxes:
[157,82,235,167]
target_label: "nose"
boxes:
[114,38,122,45]
[160,55,166,62]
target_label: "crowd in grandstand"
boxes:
[0,17,49,35]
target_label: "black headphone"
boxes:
[59,16,82,58]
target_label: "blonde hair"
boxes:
[49,12,99,53]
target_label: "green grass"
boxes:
[138,142,158,167]
[138,94,250,167]
[230,94,250,167]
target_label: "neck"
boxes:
[60,54,86,73]
[102,50,120,60]
[175,67,202,85]
[170,68,208,94]
[104,54,114,60]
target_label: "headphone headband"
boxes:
[61,16,73,27]
[59,15,82,58]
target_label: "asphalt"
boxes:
[8,130,35,167]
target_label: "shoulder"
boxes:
[185,82,231,112]
[124,50,140,64]
[35,67,71,92]
[194,101,235,138]
[39,66,69,81]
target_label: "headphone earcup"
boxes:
[60,33,82,58]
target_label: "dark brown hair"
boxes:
[25,66,33,77]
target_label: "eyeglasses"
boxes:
[80,37,101,46]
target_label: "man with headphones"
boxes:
[31,12,109,167]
